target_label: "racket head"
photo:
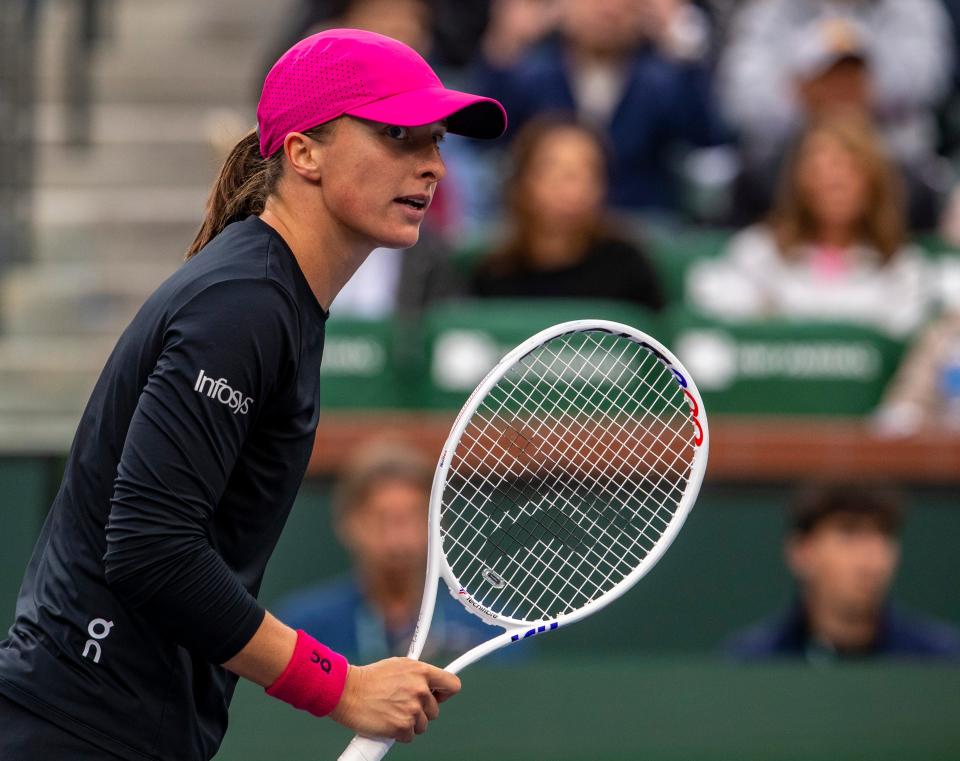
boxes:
[430,320,708,632]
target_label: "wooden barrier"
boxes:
[310,413,960,482]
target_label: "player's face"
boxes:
[797,132,869,234]
[788,513,900,619]
[342,479,429,577]
[523,128,606,232]
[318,116,447,250]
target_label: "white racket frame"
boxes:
[338,320,709,761]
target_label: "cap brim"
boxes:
[345,87,507,139]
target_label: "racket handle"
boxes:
[337,735,394,761]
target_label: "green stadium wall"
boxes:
[3,458,958,656]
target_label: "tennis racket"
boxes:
[338,319,708,761]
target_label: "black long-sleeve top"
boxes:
[0,216,328,761]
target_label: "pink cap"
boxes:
[257,28,508,157]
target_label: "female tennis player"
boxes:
[0,28,506,761]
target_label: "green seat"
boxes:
[664,307,907,415]
[319,317,407,409]
[417,299,663,409]
[915,232,960,257]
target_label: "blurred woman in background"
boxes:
[688,112,930,337]
[470,115,664,311]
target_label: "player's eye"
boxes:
[385,125,409,141]
[433,131,446,146]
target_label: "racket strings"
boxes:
[441,330,696,622]
[476,340,687,595]
[450,336,691,618]
[516,336,694,501]
[448,414,675,619]
[466,334,694,539]
[477,332,690,511]
[491,337,695,616]
[448,338,660,576]
[446,335,692,619]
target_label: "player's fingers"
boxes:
[422,690,440,721]
[414,708,429,735]
[433,686,457,704]
[424,665,461,697]
[395,717,416,744]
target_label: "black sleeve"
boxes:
[104,278,299,664]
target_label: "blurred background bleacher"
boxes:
[2,1,960,759]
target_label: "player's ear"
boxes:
[283,132,324,182]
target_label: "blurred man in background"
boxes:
[727,483,960,662]
[262,0,490,75]
[474,0,727,213]
[274,441,499,665]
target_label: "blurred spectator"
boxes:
[469,116,664,310]
[873,309,960,435]
[687,113,930,337]
[719,0,953,228]
[473,0,727,213]
[262,0,490,75]
[273,441,498,665]
[726,483,960,662]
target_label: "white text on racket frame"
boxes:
[194,370,254,415]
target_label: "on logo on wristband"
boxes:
[311,650,332,673]
[266,630,347,718]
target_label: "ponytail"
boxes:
[186,122,336,259]
[186,130,280,258]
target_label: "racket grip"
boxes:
[336,735,394,761]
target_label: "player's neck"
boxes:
[259,198,372,312]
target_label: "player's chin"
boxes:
[377,222,422,250]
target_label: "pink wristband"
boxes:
[265,630,349,717]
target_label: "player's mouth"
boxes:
[393,194,430,222]
[394,194,429,211]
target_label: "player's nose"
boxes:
[419,150,446,184]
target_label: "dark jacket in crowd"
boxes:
[470,234,664,312]
[726,601,960,662]
[473,40,728,212]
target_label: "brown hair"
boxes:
[185,122,337,259]
[769,113,905,263]
[332,440,433,521]
[789,482,903,537]
[482,114,615,276]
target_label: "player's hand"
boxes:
[329,657,461,743]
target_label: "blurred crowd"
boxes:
[259,0,960,436]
